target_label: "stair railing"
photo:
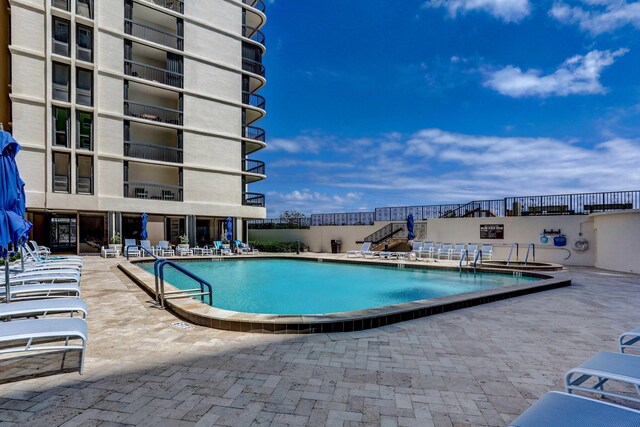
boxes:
[524,243,535,265]
[506,243,519,265]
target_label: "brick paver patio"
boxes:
[0,257,639,426]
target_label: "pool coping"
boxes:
[117,254,571,334]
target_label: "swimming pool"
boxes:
[141,259,538,315]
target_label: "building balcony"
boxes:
[124,100,183,125]
[242,0,265,13]
[137,0,184,14]
[242,159,265,183]
[242,91,265,124]
[124,182,183,201]
[124,140,183,163]
[125,60,183,88]
[242,91,265,110]
[242,25,265,47]
[125,19,183,51]
[243,192,265,207]
[242,58,265,77]
[242,125,266,155]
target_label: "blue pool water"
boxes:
[141,259,538,315]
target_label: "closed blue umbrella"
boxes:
[1,130,33,303]
[406,214,415,242]
[225,217,233,241]
[140,212,148,240]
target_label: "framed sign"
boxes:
[480,224,504,239]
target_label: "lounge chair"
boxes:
[124,239,141,257]
[430,243,442,259]
[0,317,88,374]
[0,298,88,319]
[23,245,83,267]
[157,241,175,257]
[140,240,154,256]
[9,272,80,286]
[620,327,640,353]
[437,243,453,260]
[0,282,81,301]
[234,240,256,255]
[450,244,466,260]
[481,244,493,260]
[194,247,213,256]
[417,242,433,260]
[176,245,193,256]
[467,244,479,260]
[565,352,640,403]
[348,242,372,258]
[101,246,119,258]
[507,391,640,427]
[213,241,231,256]
[30,241,82,261]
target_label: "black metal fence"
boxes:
[124,141,183,163]
[125,19,183,50]
[125,60,183,88]
[243,192,265,207]
[242,159,265,175]
[140,0,184,13]
[242,0,265,12]
[310,212,375,226]
[124,182,183,201]
[242,92,266,110]
[243,125,266,142]
[242,25,265,46]
[242,58,265,77]
[249,218,310,229]
[124,101,183,125]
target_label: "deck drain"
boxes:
[172,321,194,331]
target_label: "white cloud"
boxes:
[550,1,640,35]
[484,49,628,97]
[424,0,531,22]
[266,190,364,216]
[267,136,322,154]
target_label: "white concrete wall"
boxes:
[593,211,640,273]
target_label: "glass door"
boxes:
[50,216,77,252]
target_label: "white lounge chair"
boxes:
[450,244,466,260]
[0,317,88,374]
[481,244,493,260]
[124,239,141,257]
[465,244,479,261]
[348,242,372,258]
[140,240,154,256]
[194,247,213,256]
[9,272,80,286]
[101,246,119,258]
[437,243,453,260]
[157,241,175,257]
[0,283,80,301]
[620,327,640,353]
[176,245,194,256]
[23,245,83,267]
[429,243,442,259]
[508,391,640,427]
[565,352,640,403]
[416,242,433,260]
[0,298,88,319]
[30,241,82,261]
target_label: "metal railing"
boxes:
[242,25,265,46]
[459,250,469,272]
[440,200,504,218]
[506,243,519,265]
[243,192,265,207]
[242,159,265,175]
[242,125,266,142]
[363,223,405,244]
[124,141,183,163]
[124,182,183,201]
[524,244,535,265]
[248,218,311,229]
[139,0,184,13]
[124,60,183,88]
[242,91,266,110]
[242,58,265,77]
[124,101,183,125]
[154,258,213,309]
[124,19,183,50]
[506,191,640,216]
[473,250,483,273]
[311,212,375,226]
[242,0,265,12]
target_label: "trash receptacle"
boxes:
[331,239,342,253]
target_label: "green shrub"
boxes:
[248,241,305,253]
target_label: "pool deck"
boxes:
[0,255,639,426]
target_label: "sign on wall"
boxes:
[480,224,504,239]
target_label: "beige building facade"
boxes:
[5,0,267,253]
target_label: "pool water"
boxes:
[141,259,538,315]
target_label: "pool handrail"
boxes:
[459,249,469,272]
[524,243,535,265]
[506,243,519,265]
[155,258,213,309]
[473,250,483,273]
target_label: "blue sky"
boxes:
[251,0,640,216]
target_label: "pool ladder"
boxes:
[459,250,483,274]
[506,243,535,266]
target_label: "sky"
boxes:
[251,0,640,217]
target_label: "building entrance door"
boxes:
[50,216,77,253]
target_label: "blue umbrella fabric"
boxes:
[406,214,416,242]
[225,217,233,241]
[140,212,148,240]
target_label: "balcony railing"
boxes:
[242,91,265,110]
[243,192,265,207]
[124,182,183,201]
[124,140,183,163]
[242,159,265,175]
[242,25,265,46]
[124,101,183,125]
[242,125,265,142]
[124,60,183,88]
[242,58,265,77]
[139,0,184,13]
[242,0,265,13]
[124,19,183,50]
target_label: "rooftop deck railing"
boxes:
[243,192,265,207]
[242,125,266,142]
[242,58,265,77]
[242,91,266,110]
[124,19,183,50]
[249,218,311,229]
[242,25,265,46]
[124,182,183,201]
[124,140,183,163]
[242,159,265,175]
[125,60,183,88]
[242,0,265,13]
[124,100,183,125]
[139,0,184,13]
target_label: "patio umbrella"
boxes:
[225,217,233,241]
[406,214,416,242]
[140,212,148,240]
[0,130,33,303]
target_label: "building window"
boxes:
[76,68,93,106]
[52,62,70,102]
[52,18,70,57]
[52,152,71,193]
[52,0,70,12]
[76,25,93,62]
[76,111,93,150]
[76,155,93,194]
[76,0,93,19]
[53,107,70,147]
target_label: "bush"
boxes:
[249,241,305,253]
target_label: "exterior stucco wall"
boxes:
[593,211,640,273]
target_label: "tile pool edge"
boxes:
[118,256,571,334]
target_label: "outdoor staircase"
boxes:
[440,201,497,218]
